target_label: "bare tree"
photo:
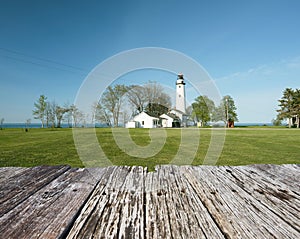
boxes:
[127,82,171,115]
[101,84,128,127]
[33,95,47,128]
[69,104,84,127]
[120,110,131,127]
[127,85,147,113]
[46,101,56,128]
[25,119,31,131]
[64,102,73,127]
[0,118,4,130]
[186,105,196,125]
[214,95,238,127]
[144,82,171,110]
[55,106,69,128]
[93,102,112,126]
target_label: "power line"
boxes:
[0,47,89,74]
[0,54,89,76]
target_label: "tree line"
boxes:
[32,82,239,128]
[30,86,300,129]
[32,82,172,128]
[276,88,300,128]
[32,95,84,128]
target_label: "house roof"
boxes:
[133,111,159,120]
[160,113,179,120]
[170,108,188,115]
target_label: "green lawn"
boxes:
[0,127,299,170]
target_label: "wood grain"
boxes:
[0,164,299,238]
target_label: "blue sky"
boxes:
[0,0,299,123]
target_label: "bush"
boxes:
[272,118,282,126]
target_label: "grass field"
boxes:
[0,127,299,170]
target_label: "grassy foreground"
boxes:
[0,127,299,170]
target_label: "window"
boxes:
[142,121,144,125]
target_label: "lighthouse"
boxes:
[175,73,186,114]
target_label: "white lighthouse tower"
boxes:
[175,73,186,113]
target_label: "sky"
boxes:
[0,0,300,123]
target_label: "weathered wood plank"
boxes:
[183,166,300,238]
[225,165,300,232]
[251,164,300,192]
[0,167,27,183]
[66,166,146,239]
[144,166,173,238]
[0,167,105,239]
[0,165,70,217]
[144,165,225,239]
[116,166,145,238]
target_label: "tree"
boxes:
[127,82,172,115]
[25,118,31,131]
[69,104,84,127]
[127,85,147,113]
[294,89,300,128]
[277,88,294,128]
[64,102,73,127]
[272,117,282,126]
[120,110,131,127]
[93,102,112,126]
[145,103,169,118]
[0,118,4,130]
[46,101,56,128]
[101,84,129,127]
[33,95,47,128]
[55,106,69,128]
[186,105,195,126]
[144,82,171,112]
[277,88,300,128]
[215,95,238,127]
[191,95,215,126]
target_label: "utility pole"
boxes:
[225,98,229,128]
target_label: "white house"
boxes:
[160,113,180,128]
[126,112,159,128]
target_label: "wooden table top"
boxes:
[0,164,299,238]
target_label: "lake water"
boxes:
[1,123,107,128]
[234,122,273,127]
[1,122,273,128]
[2,123,44,128]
